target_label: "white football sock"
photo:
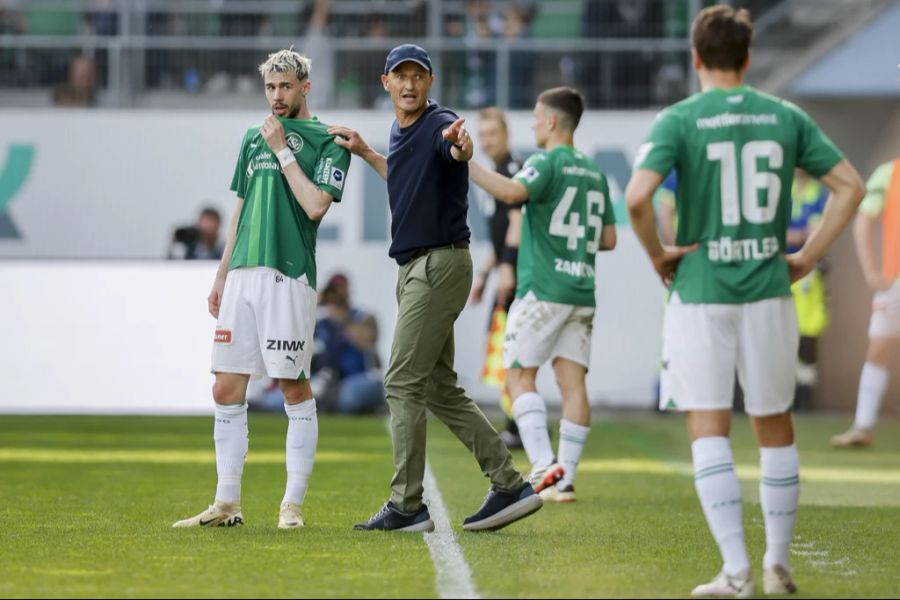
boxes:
[558,419,590,487]
[692,436,749,576]
[283,399,318,506]
[214,402,248,504]
[760,445,800,570]
[512,392,555,468]
[854,362,888,430]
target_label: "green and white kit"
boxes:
[212,116,350,380]
[504,145,615,369]
[637,85,842,413]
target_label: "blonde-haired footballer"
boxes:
[173,49,350,529]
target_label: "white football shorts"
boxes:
[503,291,595,370]
[211,267,316,380]
[660,292,798,416]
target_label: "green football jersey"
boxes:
[637,85,843,304]
[229,116,350,288]
[512,145,616,307]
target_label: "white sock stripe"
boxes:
[694,462,735,480]
[760,476,800,487]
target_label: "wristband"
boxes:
[275,147,296,168]
[499,246,518,266]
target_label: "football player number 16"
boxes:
[549,186,605,253]
[706,140,783,226]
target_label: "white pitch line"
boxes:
[423,462,480,599]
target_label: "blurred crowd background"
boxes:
[0,0,876,111]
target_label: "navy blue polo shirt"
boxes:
[387,101,471,265]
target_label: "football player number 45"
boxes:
[549,186,605,253]
[707,140,783,226]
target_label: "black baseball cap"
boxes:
[384,44,432,75]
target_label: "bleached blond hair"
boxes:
[258,48,312,80]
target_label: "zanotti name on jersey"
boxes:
[554,258,596,278]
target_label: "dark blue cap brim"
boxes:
[385,58,432,75]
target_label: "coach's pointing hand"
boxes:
[261,115,287,152]
[443,118,473,161]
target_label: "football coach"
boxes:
[328,44,541,532]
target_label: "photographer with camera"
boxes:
[167,207,225,260]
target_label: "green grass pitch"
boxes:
[1,413,898,598]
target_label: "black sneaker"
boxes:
[353,501,435,532]
[462,483,543,532]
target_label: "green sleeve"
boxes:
[230,131,251,198]
[859,161,894,216]
[601,176,616,225]
[790,102,843,178]
[313,139,352,202]
[512,153,553,202]
[635,109,681,176]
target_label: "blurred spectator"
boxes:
[311,273,385,414]
[52,56,97,107]
[167,207,224,260]
[581,0,665,107]
[356,12,392,108]
[221,0,265,37]
[0,2,24,34]
[0,2,25,81]
[503,2,535,108]
[84,0,117,36]
[299,0,334,108]
[447,0,503,108]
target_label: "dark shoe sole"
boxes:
[354,518,435,533]
[399,518,435,533]
[462,494,543,532]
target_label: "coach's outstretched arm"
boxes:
[261,115,334,221]
[443,118,474,162]
[470,161,529,204]
[208,197,244,318]
[327,126,388,181]
[786,159,866,282]
[626,168,697,285]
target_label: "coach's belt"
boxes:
[410,240,469,261]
